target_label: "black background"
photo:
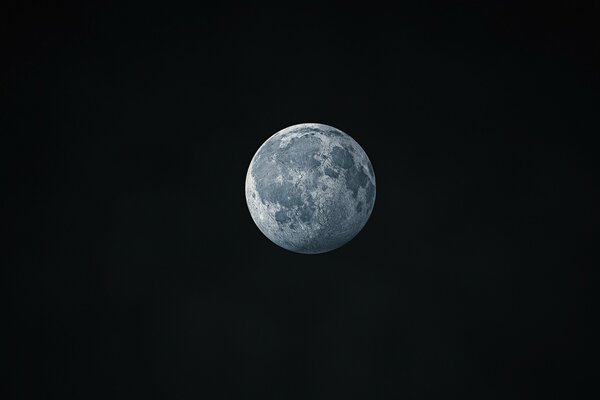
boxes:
[4,1,597,399]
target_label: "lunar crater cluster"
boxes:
[245,123,376,254]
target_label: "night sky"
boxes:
[5,2,597,399]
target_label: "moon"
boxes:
[245,123,376,254]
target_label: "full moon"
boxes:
[245,123,376,254]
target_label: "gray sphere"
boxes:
[245,123,376,254]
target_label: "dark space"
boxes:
[4,1,597,399]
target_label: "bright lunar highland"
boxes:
[245,123,376,254]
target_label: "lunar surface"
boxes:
[245,123,376,254]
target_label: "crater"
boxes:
[275,210,291,224]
